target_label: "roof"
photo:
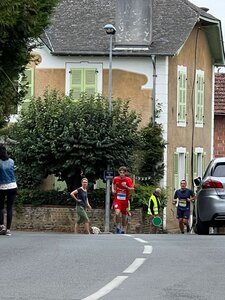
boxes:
[215,73,225,115]
[41,0,225,65]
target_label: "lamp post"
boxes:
[104,24,116,232]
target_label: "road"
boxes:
[1,232,225,300]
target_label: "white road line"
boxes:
[123,258,146,273]
[134,237,148,243]
[143,245,153,254]
[82,276,128,300]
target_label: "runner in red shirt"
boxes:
[112,166,134,234]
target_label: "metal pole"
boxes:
[108,34,113,115]
[104,34,113,232]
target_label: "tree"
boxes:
[133,122,166,185]
[0,0,59,126]
[9,91,141,191]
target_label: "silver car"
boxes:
[194,157,225,235]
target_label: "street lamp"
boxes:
[104,23,116,232]
[104,24,116,115]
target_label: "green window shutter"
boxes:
[177,68,187,123]
[70,68,97,100]
[21,68,34,111]
[84,69,97,96]
[173,153,179,191]
[70,69,83,99]
[195,71,204,125]
[185,152,189,186]
[193,153,198,180]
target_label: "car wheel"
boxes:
[196,214,209,235]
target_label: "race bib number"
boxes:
[117,193,126,201]
[179,200,187,208]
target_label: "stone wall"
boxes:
[11,205,160,234]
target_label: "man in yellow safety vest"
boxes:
[147,188,161,233]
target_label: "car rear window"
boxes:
[212,164,225,177]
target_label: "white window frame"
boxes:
[194,147,205,178]
[174,147,187,190]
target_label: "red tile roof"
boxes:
[215,73,225,115]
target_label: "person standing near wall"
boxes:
[147,187,161,234]
[173,179,195,234]
[0,144,17,236]
[70,178,92,234]
[112,166,134,234]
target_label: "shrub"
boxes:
[131,183,168,213]
[14,184,167,214]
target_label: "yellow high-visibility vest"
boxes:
[147,194,160,215]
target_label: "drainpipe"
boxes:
[151,55,156,124]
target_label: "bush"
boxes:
[14,188,112,213]
[131,183,168,213]
[15,189,73,213]
[14,184,167,214]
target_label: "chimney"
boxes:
[200,7,209,12]
[115,0,152,49]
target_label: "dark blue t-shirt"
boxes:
[174,188,194,211]
[76,187,88,208]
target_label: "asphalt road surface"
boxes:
[1,231,225,300]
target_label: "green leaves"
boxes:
[0,0,59,126]
[10,91,141,190]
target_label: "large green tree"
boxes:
[9,91,141,191]
[0,0,59,126]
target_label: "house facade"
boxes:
[21,0,224,231]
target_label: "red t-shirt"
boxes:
[112,176,134,202]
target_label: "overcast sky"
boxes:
[190,0,225,70]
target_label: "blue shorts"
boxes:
[177,208,190,220]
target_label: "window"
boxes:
[177,65,187,126]
[213,164,225,177]
[193,148,206,179]
[195,70,204,127]
[173,148,189,190]
[66,63,102,100]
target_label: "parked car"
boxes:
[193,157,225,235]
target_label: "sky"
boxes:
[190,0,225,44]
[190,0,225,70]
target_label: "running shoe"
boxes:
[6,230,11,236]
[186,224,190,233]
[116,227,120,234]
[0,225,6,235]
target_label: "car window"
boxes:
[203,159,214,178]
[212,164,225,177]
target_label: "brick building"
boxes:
[214,73,225,157]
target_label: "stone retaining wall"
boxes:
[11,205,159,234]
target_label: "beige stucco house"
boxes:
[21,0,225,231]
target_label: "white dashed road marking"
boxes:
[82,235,153,299]
[123,258,146,273]
[82,276,128,300]
[143,245,153,254]
[134,237,148,243]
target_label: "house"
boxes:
[214,73,225,157]
[23,0,225,231]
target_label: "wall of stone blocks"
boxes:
[11,206,160,234]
